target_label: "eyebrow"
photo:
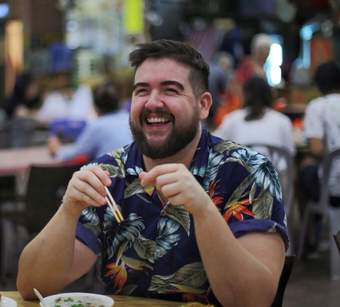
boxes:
[161,80,184,91]
[133,80,185,91]
[133,82,149,91]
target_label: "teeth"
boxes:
[147,117,169,124]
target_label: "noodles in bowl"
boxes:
[41,292,114,307]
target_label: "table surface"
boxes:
[0,291,182,306]
[0,146,57,176]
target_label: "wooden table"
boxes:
[0,146,56,176]
[0,291,182,306]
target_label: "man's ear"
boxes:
[198,91,213,120]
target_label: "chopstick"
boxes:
[105,186,124,223]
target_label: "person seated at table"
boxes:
[214,76,295,170]
[17,39,287,307]
[4,72,42,119]
[48,81,132,162]
[35,71,96,125]
[300,61,340,206]
[298,61,340,254]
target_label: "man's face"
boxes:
[129,58,206,159]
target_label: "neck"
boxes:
[143,126,202,171]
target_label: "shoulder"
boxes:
[267,109,292,125]
[210,138,282,200]
[222,109,246,122]
[211,138,268,170]
[305,96,325,114]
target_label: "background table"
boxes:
[0,291,182,306]
[0,146,56,176]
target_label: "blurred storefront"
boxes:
[0,0,339,110]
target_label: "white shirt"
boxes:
[214,108,295,153]
[36,85,96,123]
[304,93,340,196]
[214,108,295,171]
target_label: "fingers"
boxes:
[77,166,111,196]
[139,164,181,186]
[73,177,106,205]
[63,165,112,210]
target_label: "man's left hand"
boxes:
[139,163,214,216]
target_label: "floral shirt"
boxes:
[76,129,288,304]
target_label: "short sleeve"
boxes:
[76,207,103,255]
[304,99,324,139]
[281,116,295,156]
[216,148,289,248]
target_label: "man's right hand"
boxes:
[62,165,112,216]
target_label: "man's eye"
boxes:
[164,88,178,95]
[135,89,148,96]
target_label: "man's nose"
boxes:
[145,90,164,108]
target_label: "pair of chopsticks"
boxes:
[105,187,124,223]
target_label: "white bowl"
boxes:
[0,296,17,307]
[41,292,114,307]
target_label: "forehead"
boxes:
[134,58,191,85]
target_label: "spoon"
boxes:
[33,288,47,307]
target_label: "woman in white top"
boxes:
[214,76,295,162]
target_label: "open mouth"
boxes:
[142,110,174,127]
[146,116,171,125]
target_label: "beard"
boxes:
[129,108,200,159]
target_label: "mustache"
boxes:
[140,108,174,122]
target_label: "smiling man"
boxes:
[17,40,287,307]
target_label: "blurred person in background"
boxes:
[18,40,286,307]
[214,76,295,162]
[35,71,96,125]
[299,61,340,255]
[300,61,340,206]
[213,34,273,127]
[207,52,233,129]
[48,81,132,162]
[234,34,272,86]
[4,72,43,119]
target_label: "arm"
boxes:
[303,100,325,159]
[55,125,97,161]
[193,204,284,307]
[282,117,296,156]
[308,137,324,159]
[17,166,111,299]
[140,164,285,307]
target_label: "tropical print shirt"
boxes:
[76,129,288,304]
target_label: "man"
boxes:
[299,61,340,256]
[17,40,287,307]
[301,61,340,206]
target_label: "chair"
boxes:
[271,255,295,307]
[297,148,340,280]
[21,162,81,234]
[0,162,81,281]
[333,230,340,253]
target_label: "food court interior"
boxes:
[1,0,340,306]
